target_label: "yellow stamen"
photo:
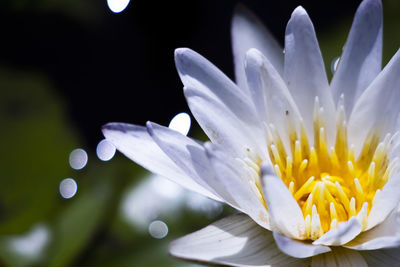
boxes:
[265,99,396,240]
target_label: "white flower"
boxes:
[103,0,400,265]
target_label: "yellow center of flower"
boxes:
[266,98,397,240]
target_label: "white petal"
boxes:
[261,165,305,239]
[311,247,367,267]
[244,48,269,123]
[175,48,266,158]
[245,48,303,152]
[330,0,382,116]
[205,143,270,230]
[312,206,366,246]
[273,232,330,258]
[169,214,310,267]
[361,248,400,267]
[349,49,400,155]
[146,122,236,207]
[284,6,335,145]
[346,208,400,250]
[102,123,220,201]
[232,5,283,94]
[365,172,400,230]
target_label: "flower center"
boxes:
[266,98,398,240]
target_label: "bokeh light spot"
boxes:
[168,112,191,136]
[9,225,50,257]
[107,0,130,13]
[69,148,88,170]
[96,139,116,161]
[148,220,168,239]
[59,178,78,199]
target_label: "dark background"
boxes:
[0,0,362,148]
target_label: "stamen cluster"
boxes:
[267,97,398,240]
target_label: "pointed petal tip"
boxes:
[292,6,307,17]
[203,141,213,151]
[245,48,264,70]
[356,0,382,19]
[246,48,263,60]
[167,239,181,258]
[145,121,154,135]
[101,122,128,136]
[101,123,112,132]
[174,47,190,58]
[362,0,382,9]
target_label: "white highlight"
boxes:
[148,220,168,239]
[59,178,78,199]
[186,193,223,219]
[9,225,50,257]
[121,174,223,230]
[168,112,191,136]
[107,0,130,13]
[69,148,88,170]
[331,57,340,74]
[96,139,116,161]
[121,174,184,229]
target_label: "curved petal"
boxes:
[361,248,400,267]
[245,48,303,152]
[146,122,238,207]
[346,208,400,250]
[175,48,267,158]
[102,123,220,201]
[311,247,367,267]
[312,204,366,246]
[348,49,400,155]
[261,165,305,239]
[365,172,400,230]
[273,232,330,259]
[244,48,269,123]
[330,0,382,116]
[204,143,270,230]
[232,4,283,94]
[169,213,310,267]
[284,6,335,145]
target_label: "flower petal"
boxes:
[330,0,382,116]
[273,232,330,259]
[348,49,400,155]
[360,248,400,267]
[245,48,303,152]
[146,122,237,207]
[175,48,266,158]
[169,213,310,267]
[261,165,305,239]
[102,123,220,201]
[312,204,366,246]
[284,6,335,144]
[311,247,367,267]
[365,172,400,230]
[232,5,283,94]
[346,208,400,250]
[204,143,270,230]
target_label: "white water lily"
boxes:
[103,0,400,265]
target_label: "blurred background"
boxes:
[1,0,400,266]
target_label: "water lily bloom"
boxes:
[103,0,400,265]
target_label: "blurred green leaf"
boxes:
[0,68,78,235]
[45,180,110,267]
